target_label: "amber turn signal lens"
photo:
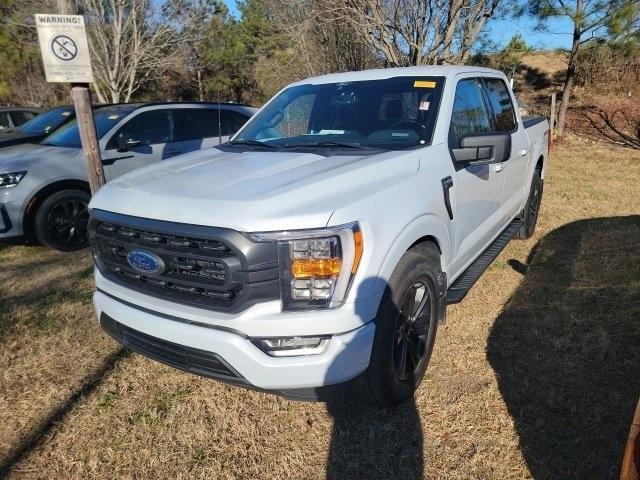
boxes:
[291,258,342,278]
[352,229,363,273]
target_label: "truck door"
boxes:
[102,110,173,181]
[481,78,529,222]
[448,77,506,273]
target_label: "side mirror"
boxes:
[117,137,142,152]
[451,133,511,165]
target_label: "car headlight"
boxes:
[0,171,27,189]
[249,222,363,310]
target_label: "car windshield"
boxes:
[234,76,444,151]
[19,106,75,135]
[42,105,137,148]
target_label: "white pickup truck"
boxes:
[89,66,548,406]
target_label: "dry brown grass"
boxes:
[0,138,639,479]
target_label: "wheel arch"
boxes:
[23,179,91,239]
[372,214,451,298]
[535,154,545,178]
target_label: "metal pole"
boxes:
[71,84,105,194]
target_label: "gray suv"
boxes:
[0,102,257,251]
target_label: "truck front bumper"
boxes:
[93,288,376,400]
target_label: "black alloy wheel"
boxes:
[364,243,441,406]
[393,281,431,382]
[34,189,91,251]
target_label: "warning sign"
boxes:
[35,14,94,83]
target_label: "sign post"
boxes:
[35,14,104,194]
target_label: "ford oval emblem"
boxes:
[127,249,165,275]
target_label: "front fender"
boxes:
[360,213,451,299]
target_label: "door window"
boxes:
[107,110,172,149]
[482,78,517,131]
[449,78,492,147]
[11,111,36,126]
[173,109,220,141]
[0,112,10,129]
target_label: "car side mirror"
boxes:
[117,137,142,152]
[451,133,511,165]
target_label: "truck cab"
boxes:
[88,66,548,405]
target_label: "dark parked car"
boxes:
[0,107,41,131]
[0,106,75,149]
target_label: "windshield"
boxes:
[19,106,75,135]
[234,76,444,151]
[42,106,136,148]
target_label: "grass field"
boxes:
[1,137,639,480]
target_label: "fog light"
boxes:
[253,335,330,357]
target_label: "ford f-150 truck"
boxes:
[88,66,548,406]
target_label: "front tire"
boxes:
[364,243,440,406]
[34,189,91,251]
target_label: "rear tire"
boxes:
[515,169,543,240]
[363,243,440,406]
[34,189,91,251]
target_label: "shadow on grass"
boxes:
[488,216,640,479]
[324,274,433,480]
[0,347,130,477]
[326,399,423,479]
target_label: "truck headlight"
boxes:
[249,223,363,310]
[0,171,27,189]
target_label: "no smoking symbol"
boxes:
[51,35,77,61]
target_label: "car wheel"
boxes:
[364,243,440,406]
[515,169,543,240]
[34,189,91,251]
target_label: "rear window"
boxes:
[222,110,250,136]
[173,109,219,141]
[483,78,517,131]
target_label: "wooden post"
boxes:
[55,1,103,194]
[619,398,640,480]
[550,93,556,135]
[71,84,104,194]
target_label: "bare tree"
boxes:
[79,0,185,103]
[276,0,377,77]
[310,0,501,67]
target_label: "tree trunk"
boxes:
[197,68,204,102]
[556,0,583,136]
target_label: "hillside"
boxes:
[514,50,640,149]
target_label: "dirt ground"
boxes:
[1,137,639,480]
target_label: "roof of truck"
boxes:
[291,65,505,86]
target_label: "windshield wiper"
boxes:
[228,139,279,149]
[282,140,368,150]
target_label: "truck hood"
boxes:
[0,143,80,173]
[90,147,420,232]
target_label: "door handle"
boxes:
[166,149,183,156]
[519,147,528,156]
[494,163,504,172]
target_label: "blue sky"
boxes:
[223,0,573,51]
